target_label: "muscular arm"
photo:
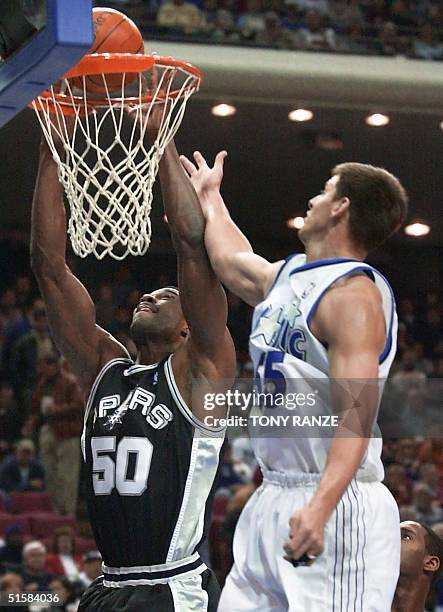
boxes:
[159,143,236,391]
[286,275,386,560]
[312,277,384,512]
[180,151,280,306]
[30,142,126,389]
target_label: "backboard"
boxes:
[0,0,94,128]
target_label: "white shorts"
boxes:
[218,471,400,612]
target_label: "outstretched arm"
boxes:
[159,142,236,388]
[180,151,281,306]
[31,139,127,390]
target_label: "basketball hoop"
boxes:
[32,53,202,260]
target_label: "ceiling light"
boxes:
[211,104,237,117]
[287,216,305,229]
[366,113,390,127]
[440,120,443,131]
[288,109,313,122]
[404,222,430,237]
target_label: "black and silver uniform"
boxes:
[81,355,224,587]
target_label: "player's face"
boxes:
[400,521,427,578]
[130,288,186,342]
[298,175,343,243]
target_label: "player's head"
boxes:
[130,287,188,348]
[299,163,408,254]
[400,521,443,587]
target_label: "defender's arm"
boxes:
[31,141,127,389]
[180,151,281,306]
[159,143,236,392]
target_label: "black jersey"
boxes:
[81,355,224,587]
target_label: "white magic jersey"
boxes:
[249,255,397,481]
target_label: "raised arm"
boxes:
[30,139,126,390]
[158,142,235,384]
[180,151,281,306]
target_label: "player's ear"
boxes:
[180,327,189,339]
[331,196,350,218]
[423,554,440,574]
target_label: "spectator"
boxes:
[295,8,337,50]
[294,0,329,17]
[255,11,296,48]
[13,277,32,311]
[237,0,266,40]
[410,484,443,526]
[384,464,413,506]
[0,382,21,460]
[328,0,364,32]
[77,551,102,588]
[48,577,80,612]
[416,306,443,357]
[0,439,45,493]
[211,9,241,42]
[26,355,83,515]
[413,22,443,60]
[20,542,53,592]
[157,0,205,34]
[0,572,28,612]
[391,350,427,394]
[215,443,247,495]
[10,301,54,413]
[372,20,404,55]
[390,0,417,29]
[337,19,370,53]
[398,297,417,336]
[0,526,24,573]
[45,527,82,581]
[361,0,391,28]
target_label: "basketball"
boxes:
[71,7,144,94]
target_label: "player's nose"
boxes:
[141,294,157,304]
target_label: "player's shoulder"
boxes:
[322,272,382,311]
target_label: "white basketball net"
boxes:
[32,57,200,260]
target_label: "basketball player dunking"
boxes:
[31,130,236,611]
[180,151,409,611]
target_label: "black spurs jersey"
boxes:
[81,355,224,585]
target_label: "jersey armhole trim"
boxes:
[263,254,300,300]
[305,266,393,363]
[81,357,133,461]
[164,356,226,435]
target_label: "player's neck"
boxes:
[392,576,429,612]
[304,235,366,263]
[136,340,179,366]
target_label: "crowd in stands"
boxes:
[0,228,442,608]
[96,0,443,59]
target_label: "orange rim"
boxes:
[30,53,203,115]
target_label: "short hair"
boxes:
[423,524,443,586]
[332,162,408,252]
[23,541,46,556]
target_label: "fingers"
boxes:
[180,155,197,176]
[193,150,208,169]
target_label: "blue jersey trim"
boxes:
[305,266,394,364]
[264,253,300,299]
[289,257,361,276]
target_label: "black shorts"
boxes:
[78,569,220,612]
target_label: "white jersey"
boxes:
[249,254,397,481]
